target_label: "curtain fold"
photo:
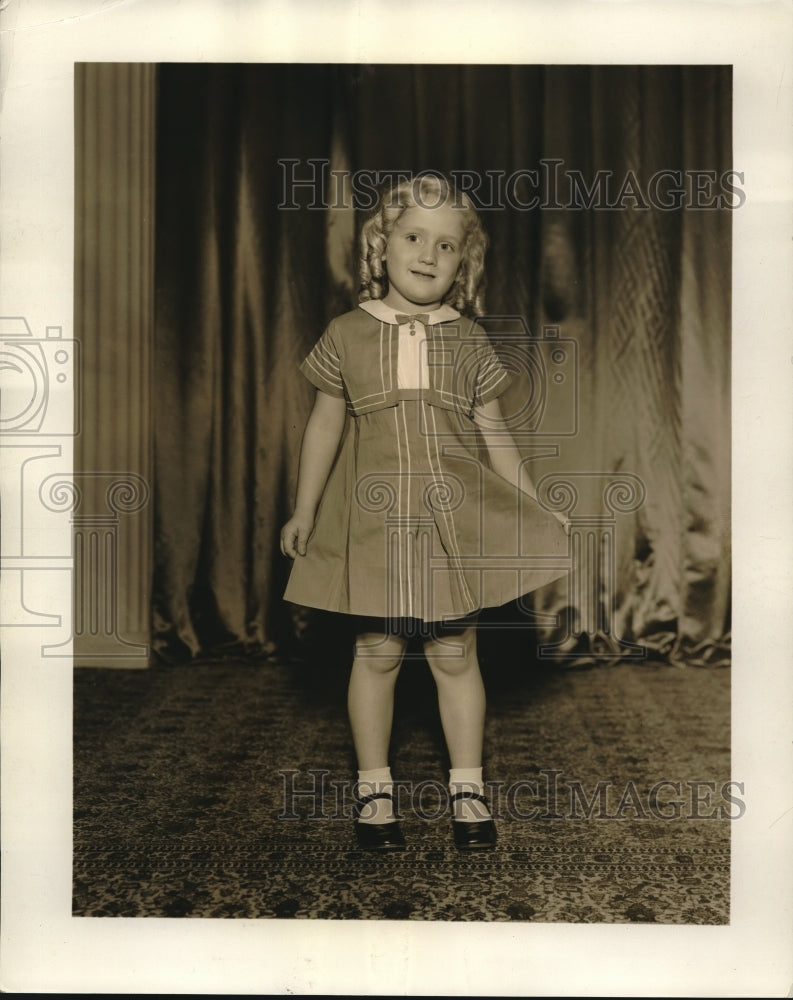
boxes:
[153,64,731,666]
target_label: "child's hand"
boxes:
[280,513,314,558]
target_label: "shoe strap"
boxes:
[354,790,394,805]
[450,790,488,806]
[353,789,394,818]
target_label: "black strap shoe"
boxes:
[353,791,406,851]
[450,791,497,850]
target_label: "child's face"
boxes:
[381,202,464,313]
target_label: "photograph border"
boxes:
[1,1,792,995]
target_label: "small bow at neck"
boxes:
[394,313,430,327]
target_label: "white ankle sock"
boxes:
[449,767,491,823]
[356,767,396,824]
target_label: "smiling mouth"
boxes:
[410,269,435,279]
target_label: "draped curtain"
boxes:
[153,64,731,666]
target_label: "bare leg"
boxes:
[347,631,408,771]
[423,626,485,768]
[424,626,495,830]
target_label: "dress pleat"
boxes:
[285,398,569,622]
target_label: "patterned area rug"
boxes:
[73,651,731,922]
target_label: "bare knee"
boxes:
[353,632,408,674]
[423,627,478,679]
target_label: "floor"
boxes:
[73,647,731,922]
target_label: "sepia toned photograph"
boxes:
[70,62,733,922]
[1,2,791,995]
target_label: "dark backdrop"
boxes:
[152,64,731,666]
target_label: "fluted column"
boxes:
[536,472,647,660]
[73,63,155,666]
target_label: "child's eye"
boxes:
[440,242,455,252]
[406,233,420,242]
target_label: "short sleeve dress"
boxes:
[284,299,569,623]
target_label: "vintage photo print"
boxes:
[1,1,791,995]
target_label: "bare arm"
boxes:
[473,397,567,525]
[280,390,348,557]
[473,397,538,497]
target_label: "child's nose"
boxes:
[419,246,436,264]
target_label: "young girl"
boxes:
[281,174,568,851]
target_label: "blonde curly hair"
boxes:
[358,173,489,316]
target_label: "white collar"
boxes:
[358,299,461,327]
